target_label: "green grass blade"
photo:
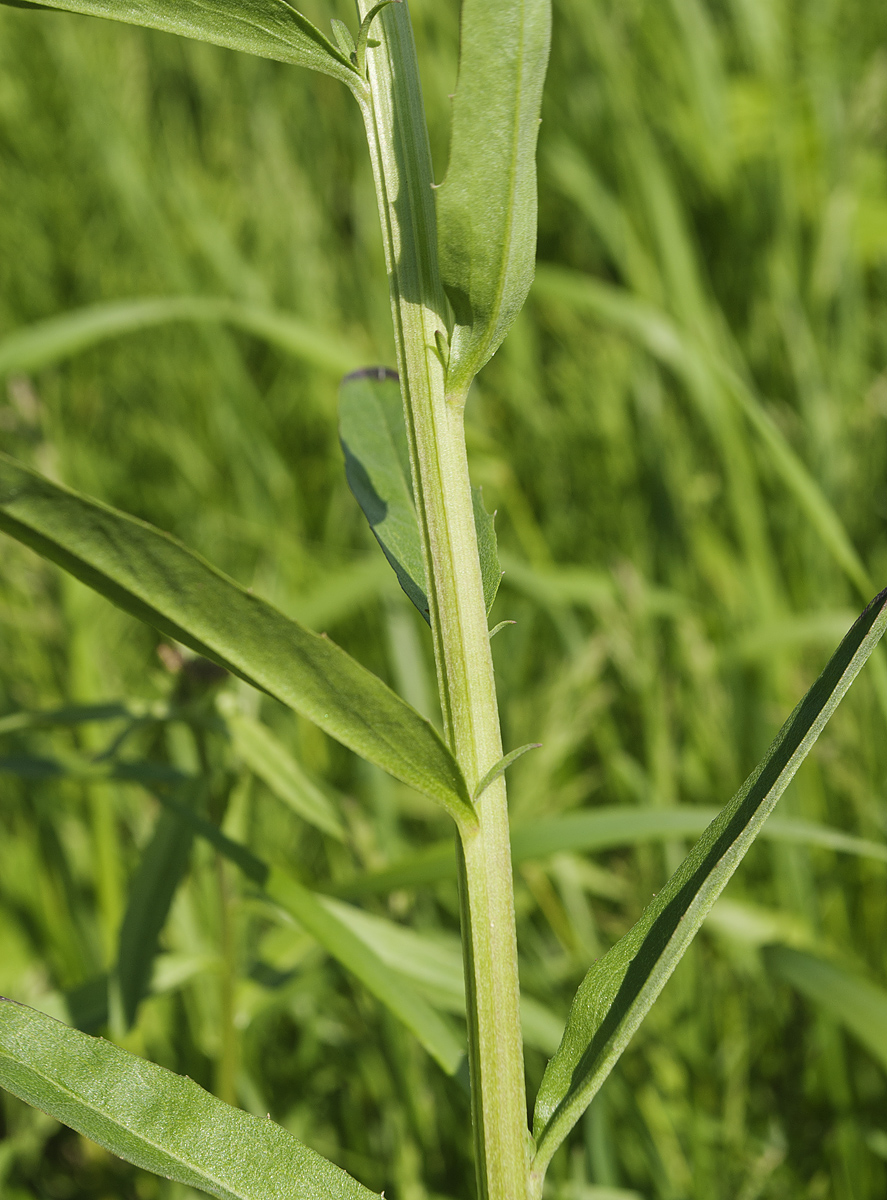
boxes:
[0,702,158,735]
[0,298,360,378]
[436,0,552,395]
[0,746,268,882]
[220,702,345,841]
[265,870,464,1075]
[116,808,194,1029]
[320,895,564,1053]
[153,789,269,886]
[531,589,887,1176]
[764,947,887,1073]
[0,753,187,784]
[332,841,456,899]
[0,999,379,1200]
[320,895,467,1012]
[0,453,472,824]
[339,368,430,622]
[532,267,872,597]
[3,0,360,86]
[333,806,887,899]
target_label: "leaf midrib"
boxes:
[0,1023,252,1200]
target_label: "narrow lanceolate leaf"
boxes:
[339,369,501,619]
[531,588,887,1177]
[0,453,472,825]
[473,742,540,800]
[220,702,345,840]
[764,946,887,1073]
[471,486,502,615]
[339,368,430,622]
[116,808,195,1029]
[265,871,464,1075]
[0,1000,378,1200]
[436,0,551,395]
[0,0,360,87]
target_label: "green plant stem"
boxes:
[353,6,530,1198]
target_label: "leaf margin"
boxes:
[530,587,887,1177]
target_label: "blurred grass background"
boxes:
[2,0,887,1196]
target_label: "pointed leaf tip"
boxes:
[531,589,887,1177]
[2,0,362,85]
[473,743,541,800]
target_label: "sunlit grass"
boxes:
[1,0,887,1195]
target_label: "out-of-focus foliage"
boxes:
[1,0,887,1196]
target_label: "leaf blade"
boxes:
[531,589,887,1173]
[116,807,194,1029]
[473,742,539,800]
[339,368,430,622]
[436,0,552,394]
[0,999,378,1200]
[265,871,464,1075]
[220,702,345,841]
[764,946,887,1073]
[0,453,472,824]
[471,486,502,616]
[339,369,503,619]
[4,0,360,87]
[332,805,887,900]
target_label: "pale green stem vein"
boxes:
[352,5,530,1198]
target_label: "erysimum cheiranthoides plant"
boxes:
[0,1,885,1199]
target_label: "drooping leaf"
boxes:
[0,453,472,825]
[1,0,360,88]
[0,297,360,379]
[436,0,552,395]
[116,807,195,1028]
[0,999,379,1200]
[219,700,345,841]
[764,946,887,1073]
[265,870,464,1075]
[339,368,430,621]
[339,369,501,621]
[530,588,887,1177]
